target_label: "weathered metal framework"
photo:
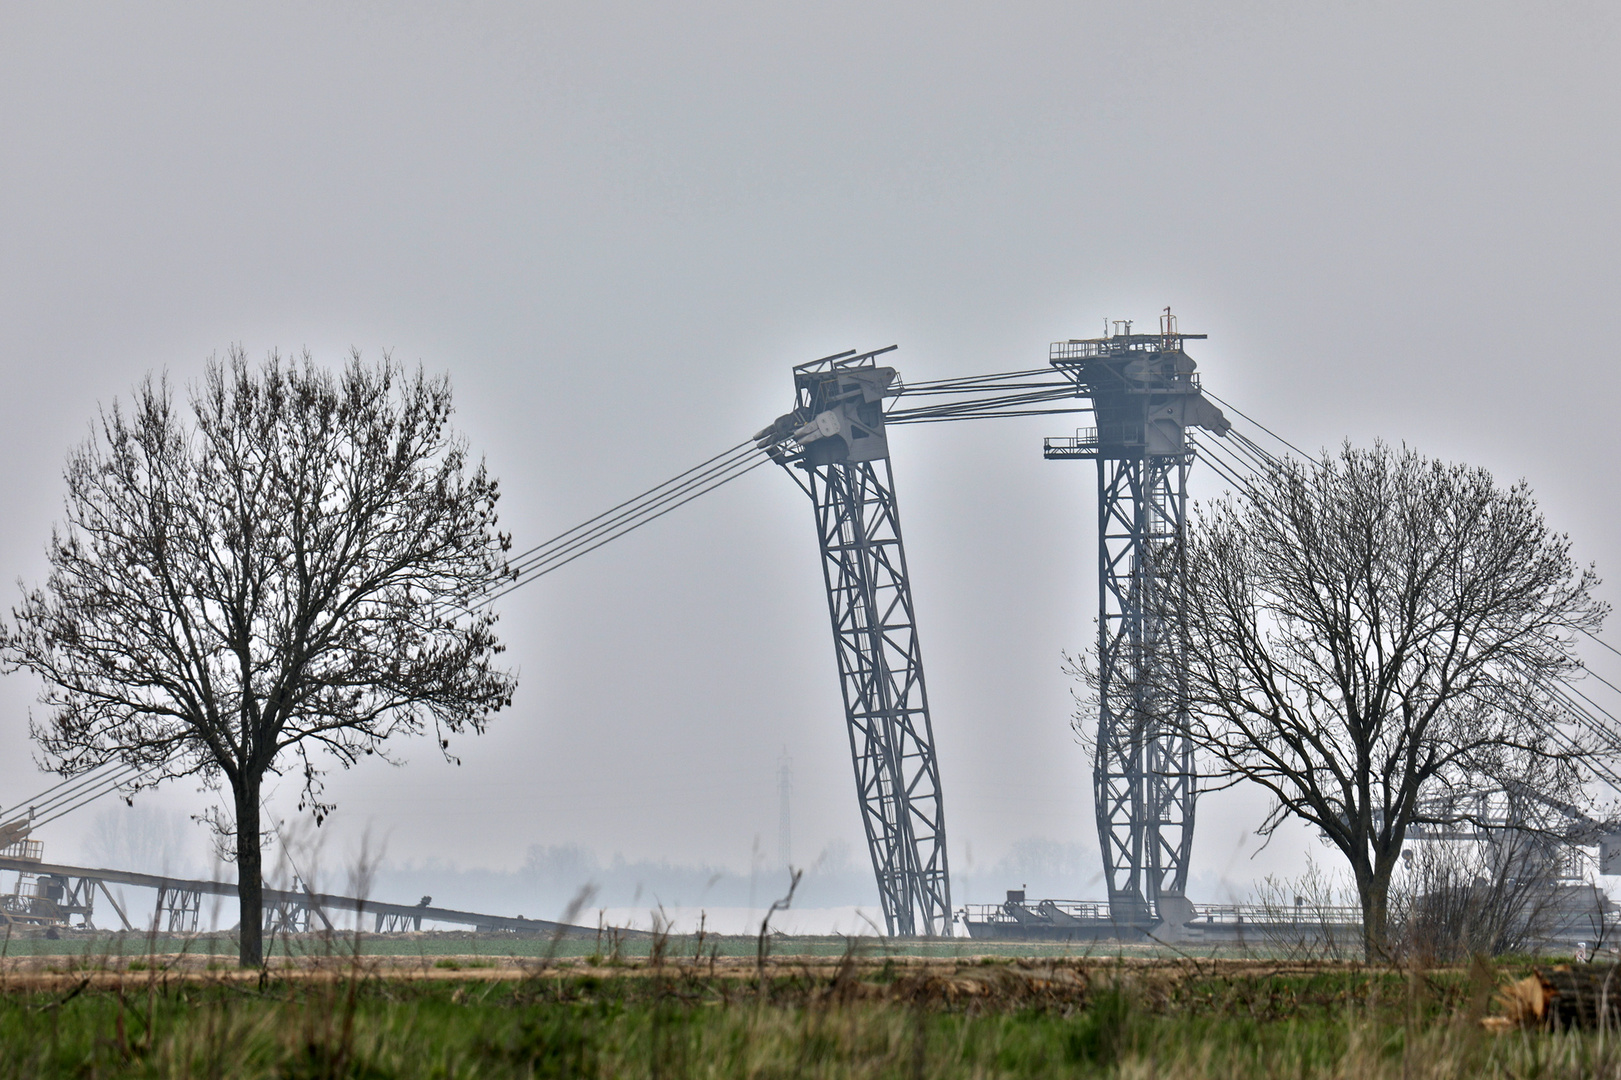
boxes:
[1045,313,1229,929]
[757,348,953,936]
[0,850,601,935]
[155,884,205,933]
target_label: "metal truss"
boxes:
[375,910,424,933]
[1,869,109,929]
[1046,311,1228,930]
[758,348,952,936]
[155,884,204,933]
[1045,435,1195,925]
[1091,452,1195,925]
[808,456,952,935]
[264,897,311,934]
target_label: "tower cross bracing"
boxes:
[1045,311,1228,929]
[757,348,952,936]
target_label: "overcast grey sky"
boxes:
[3,2,1619,911]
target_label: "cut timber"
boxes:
[1493,966,1621,1029]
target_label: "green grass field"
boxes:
[0,937,1616,1078]
[0,929,1237,961]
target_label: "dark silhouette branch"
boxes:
[1080,440,1608,958]
[1,349,517,967]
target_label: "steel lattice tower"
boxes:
[1045,313,1229,930]
[757,349,953,936]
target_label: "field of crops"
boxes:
[0,935,1616,1078]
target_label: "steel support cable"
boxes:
[502,439,756,577]
[1192,433,1293,517]
[1227,438,1284,478]
[887,407,1093,425]
[892,384,1081,411]
[891,387,1080,405]
[1190,437,1266,501]
[1204,430,1617,718]
[7,439,774,829]
[895,367,1062,392]
[28,765,168,831]
[7,761,142,820]
[1201,390,1313,461]
[1191,431,1263,487]
[24,772,151,831]
[473,451,773,609]
[886,389,1088,424]
[1195,404,1296,479]
[498,447,761,587]
[1222,429,1290,479]
[5,758,133,812]
[1575,665,1621,702]
[499,445,762,580]
[1228,424,1288,461]
[1220,425,1621,755]
[1581,627,1621,662]
[1534,682,1621,795]
[1214,424,1620,696]
[1549,674,1621,739]
[0,760,156,839]
[1201,455,1269,509]
[1546,676,1621,753]
[1191,422,1280,478]
[432,442,766,616]
[1198,439,1621,825]
[888,397,1085,420]
[888,405,1089,424]
[895,379,1077,396]
[1213,441,1307,514]
[899,366,1055,386]
[1216,420,1621,711]
[1188,437,1266,514]
[1525,672,1619,752]
[1232,428,1289,468]
[1207,429,1612,773]
[894,388,1079,403]
[1200,398,1621,843]
[30,762,146,813]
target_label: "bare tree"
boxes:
[1386,835,1562,963]
[1162,441,1605,957]
[2,350,516,966]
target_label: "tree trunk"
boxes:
[1361,868,1392,962]
[235,775,264,968]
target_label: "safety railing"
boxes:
[960,898,1365,927]
[0,839,43,862]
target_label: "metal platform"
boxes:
[961,894,1361,946]
[961,889,1617,949]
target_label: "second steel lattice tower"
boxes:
[1045,312,1229,930]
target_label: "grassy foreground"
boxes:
[0,946,1615,1078]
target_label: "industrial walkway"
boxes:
[0,853,601,937]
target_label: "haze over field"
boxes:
[2,3,1619,924]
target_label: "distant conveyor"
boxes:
[0,853,614,937]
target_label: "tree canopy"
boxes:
[3,350,517,965]
[1169,442,1606,954]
